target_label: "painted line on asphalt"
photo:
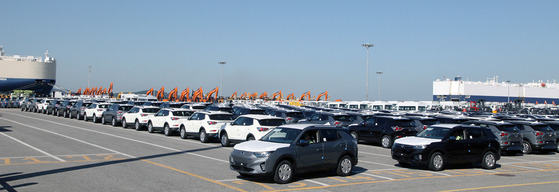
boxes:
[300,178,330,186]
[358,160,396,167]
[0,132,66,162]
[439,180,559,192]
[359,151,392,158]
[360,172,394,180]
[6,113,229,163]
[0,116,245,192]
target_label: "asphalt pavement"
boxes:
[1,108,558,192]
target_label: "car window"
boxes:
[310,114,321,121]
[299,130,318,144]
[172,111,193,116]
[531,125,553,132]
[261,128,302,144]
[450,129,465,140]
[321,129,340,142]
[466,129,483,139]
[243,118,254,126]
[364,118,375,125]
[233,117,245,125]
[418,127,451,139]
[258,119,286,126]
[209,114,233,120]
[286,112,304,119]
[155,111,165,116]
[119,106,133,111]
[395,120,415,127]
[333,115,354,122]
[198,114,206,120]
[189,113,199,120]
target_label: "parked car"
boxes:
[179,111,234,143]
[463,120,523,155]
[37,98,54,114]
[219,114,286,147]
[268,109,305,124]
[121,106,161,130]
[69,100,93,120]
[348,116,418,148]
[181,103,208,111]
[101,104,134,126]
[229,124,358,183]
[147,108,194,136]
[46,99,63,115]
[542,121,559,152]
[205,104,234,113]
[159,102,187,109]
[509,121,557,154]
[231,106,267,119]
[83,103,112,123]
[298,111,355,128]
[391,124,500,171]
[58,100,78,117]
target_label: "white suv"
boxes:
[147,108,194,136]
[122,106,161,130]
[179,111,234,143]
[219,115,286,147]
[84,103,112,123]
[37,98,54,114]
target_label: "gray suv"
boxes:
[509,121,557,154]
[463,121,523,155]
[229,124,358,184]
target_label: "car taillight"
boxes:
[207,121,217,125]
[423,125,428,130]
[392,126,403,131]
[257,127,269,132]
[534,132,543,136]
[171,117,180,120]
[117,111,123,114]
[334,121,341,126]
[286,117,293,121]
[141,113,148,117]
[500,132,509,137]
[97,109,103,111]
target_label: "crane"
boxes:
[316,91,328,101]
[179,87,190,102]
[146,87,154,96]
[286,93,295,100]
[259,92,268,100]
[156,87,165,101]
[230,92,237,100]
[299,91,311,101]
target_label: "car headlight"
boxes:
[413,145,426,149]
[253,151,273,158]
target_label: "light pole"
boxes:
[362,43,374,101]
[507,80,511,103]
[218,61,226,97]
[88,65,91,88]
[377,71,383,100]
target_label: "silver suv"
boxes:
[229,124,358,183]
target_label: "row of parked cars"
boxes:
[14,97,559,183]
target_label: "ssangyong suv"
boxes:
[391,124,500,171]
[348,116,418,148]
[179,111,234,143]
[219,114,286,147]
[121,106,161,130]
[463,120,523,155]
[509,121,557,154]
[229,124,358,184]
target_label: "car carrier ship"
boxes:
[433,76,559,104]
[0,45,56,96]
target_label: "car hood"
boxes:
[233,140,289,152]
[394,136,441,146]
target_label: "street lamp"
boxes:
[507,80,511,103]
[362,43,374,101]
[88,65,91,88]
[377,71,383,100]
[218,61,226,97]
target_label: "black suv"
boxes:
[229,124,358,184]
[348,116,418,148]
[231,106,266,119]
[267,109,305,124]
[463,121,523,155]
[69,100,93,120]
[392,124,500,171]
[101,104,134,126]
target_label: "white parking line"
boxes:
[0,132,66,162]
[359,151,392,158]
[504,164,542,170]
[0,152,121,159]
[301,178,329,186]
[6,113,229,163]
[360,172,394,180]
[500,156,531,162]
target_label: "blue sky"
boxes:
[2,1,558,101]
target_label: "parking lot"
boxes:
[1,108,559,191]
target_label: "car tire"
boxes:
[381,135,393,148]
[112,117,117,127]
[93,114,98,123]
[220,132,230,147]
[147,122,155,133]
[122,118,128,128]
[69,112,73,119]
[57,110,60,116]
[199,129,209,143]
[481,151,497,169]
[428,152,445,171]
[522,140,532,154]
[274,160,294,184]
[180,126,188,139]
[350,131,358,141]
[135,120,141,131]
[101,116,106,124]
[247,135,255,141]
[556,142,559,152]
[336,155,353,176]
[77,113,82,120]
[64,111,68,118]
[164,124,171,136]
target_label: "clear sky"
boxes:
[2,1,558,101]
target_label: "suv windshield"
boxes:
[531,125,553,132]
[417,127,451,139]
[258,119,286,126]
[286,112,304,119]
[333,115,354,122]
[119,106,133,111]
[209,114,234,120]
[261,128,302,144]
